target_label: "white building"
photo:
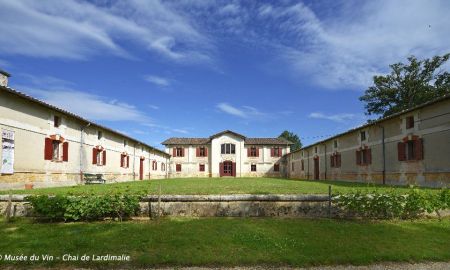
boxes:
[162,130,293,178]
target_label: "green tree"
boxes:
[278,130,302,151]
[360,54,450,118]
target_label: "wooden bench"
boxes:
[84,173,106,184]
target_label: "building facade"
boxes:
[287,95,450,187]
[0,72,169,190]
[162,130,292,178]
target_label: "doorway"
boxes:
[220,161,235,177]
[314,158,319,180]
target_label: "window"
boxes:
[176,164,182,172]
[199,164,205,172]
[96,150,102,165]
[314,147,317,154]
[174,147,184,157]
[398,138,423,161]
[161,163,165,171]
[97,131,103,140]
[271,147,282,157]
[45,138,68,162]
[221,143,235,154]
[406,116,414,129]
[301,151,304,157]
[93,148,106,166]
[248,146,258,157]
[274,164,280,172]
[251,164,257,172]
[152,161,157,170]
[360,131,366,141]
[301,160,304,171]
[124,140,127,147]
[121,154,129,168]
[356,148,371,165]
[330,153,341,168]
[197,146,207,157]
[53,116,61,127]
[334,140,338,148]
[291,162,295,171]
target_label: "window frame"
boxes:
[176,163,182,172]
[274,163,280,172]
[199,164,205,172]
[221,143,236,154]
[251,164,257,172]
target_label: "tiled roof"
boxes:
[161,138,210,145]
[245,138,294,145]
[0,85,170,157]
[210,130,246,139]
[162,135,294,145]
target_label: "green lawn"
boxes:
[0,217,449,268]
[1,177,440,196]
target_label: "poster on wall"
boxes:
[1,129,15,174]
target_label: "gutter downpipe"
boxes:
[381,126,386,185]
[79,122,91,184]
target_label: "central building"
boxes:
[162,130,293,178]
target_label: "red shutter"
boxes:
[397,142,406,161]
[219,162,223,177]
[232,162,236,177]
[173,148,176,157]
[415,138,424,160]
[247,147,251,157]
[256,148,259,157]
[92,148,97,164]
[271,148,274,157]
[182,148,185,157]
[330,155,334,167]
[44,138,53,160]
[367,149,372,164]
[62,142,69,162]
[120,154,123,167]
[356,150,361,165]
[196,147,199,157]
[127,156,130,168]
[103,150,106,165]
[337,153,341,167]
[205,147,208,157]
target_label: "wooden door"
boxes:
[314,158,319,180]
[139,158,144,180]
[222,161,233,176]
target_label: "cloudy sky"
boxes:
[1,0,449,148]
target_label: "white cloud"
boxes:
[0,0,212,62]
[269,0,450,89]
[216,103,270,120]
[148,104,160,110]
[144,75,170,87]
[308,112,359,123]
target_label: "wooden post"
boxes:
[157,184,162,220]
[5,192,12,222]
[328,185,332,218]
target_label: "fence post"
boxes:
[157,184,162,220]
[328,185,332,218]
[5,192,12,222]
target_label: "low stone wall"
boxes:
[0,194,337,218]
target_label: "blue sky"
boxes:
[1,0,449,149]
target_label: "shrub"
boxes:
[26,194,141,222]
[334,188,449,220]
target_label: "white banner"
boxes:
[1,129,15,174]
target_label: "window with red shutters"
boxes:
[62,142,69,162]
[175,147,184,157]
[249,147,258,157]
[176,163,182,172]
[198,147,207,157]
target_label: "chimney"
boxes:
[0,69,10,87]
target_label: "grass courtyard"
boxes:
[0,217,449,268]
[0,177,441,196]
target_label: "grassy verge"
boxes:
[0,217,449,268]
[0,177,440,196]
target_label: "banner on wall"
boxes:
[1,129,15,174]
